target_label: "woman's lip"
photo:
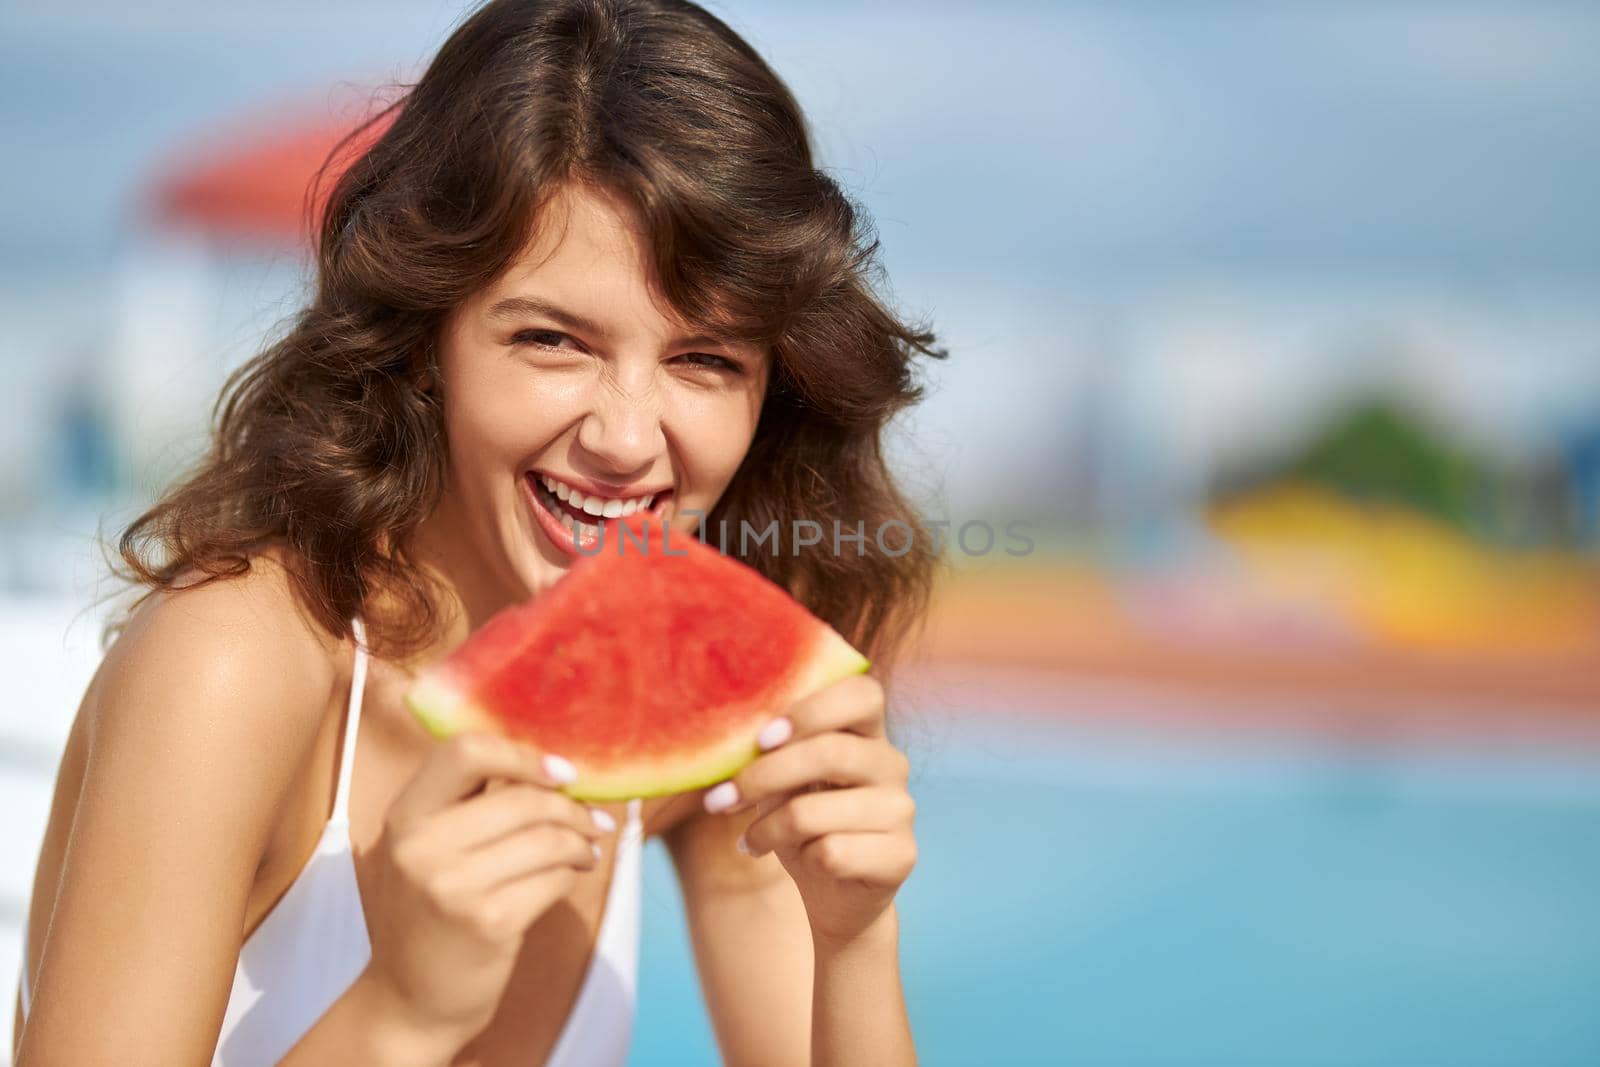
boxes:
[523,471,598,558]
[527,469,673,503]
[522,473,672,559]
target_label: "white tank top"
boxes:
[19,615,645,1066]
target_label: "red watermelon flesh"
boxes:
[403,513,871,800]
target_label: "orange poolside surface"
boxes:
[907,556,1600,744]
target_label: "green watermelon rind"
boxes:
[404,673,495,740]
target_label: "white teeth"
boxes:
[554,510,598,541]
[533,473,660,519]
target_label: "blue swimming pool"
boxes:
[628,703,1600,1066]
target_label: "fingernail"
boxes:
[589,806,616,832]
[736,832,751,855]
[703,781,739,813]
[756,716,793,751]
[591,841,602,861]
[544,753,577,784]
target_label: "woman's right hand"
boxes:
[360,732,614,1049]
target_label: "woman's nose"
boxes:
[575,384,665,476]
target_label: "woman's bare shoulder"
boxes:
[49,545,348,912]
[16,549,350,1061]
[90,544,344,754]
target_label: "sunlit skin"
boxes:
[13,178,918,1066]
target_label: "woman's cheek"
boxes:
[679,389,761,475]
[475,372,586,459]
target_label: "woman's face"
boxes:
[425,181,771,603]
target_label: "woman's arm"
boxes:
[15,566,337,1065]
[663,805,817,1064]
[266,965,468,1066]
[663,674,919,1067]
[810,906,911,1067]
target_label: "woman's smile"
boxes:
[523,469,676,558]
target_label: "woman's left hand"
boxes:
[701,673,918,947]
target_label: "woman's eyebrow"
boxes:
[485,294,728,348]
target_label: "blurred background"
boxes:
[3,1,1599,1064]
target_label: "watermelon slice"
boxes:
[403,513,871,800]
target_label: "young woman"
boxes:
[14,1,946,1063]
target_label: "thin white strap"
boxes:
[626,797,643,839]
[331,616,368,824]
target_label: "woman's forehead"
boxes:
[512,182,647,282]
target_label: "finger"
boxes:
[704,733,909,815]
[390,733,577,827]
[739,673,886,763]
[781,673,887,740]
[740,786,915,858]
[441,823,601,895]
[475,867,583,941]
[416,783,615,851]
[794,831,919,887]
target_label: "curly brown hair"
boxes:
[103,0,949,684]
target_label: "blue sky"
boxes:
[2,1,1598,277]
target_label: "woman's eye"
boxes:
[677,352,743,374]
[510,330,740,375]
[512,328,571,349]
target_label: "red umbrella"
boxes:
[144,92,399,248]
